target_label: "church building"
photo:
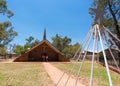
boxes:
[14,29,69,62]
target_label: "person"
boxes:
[42,54,45,61]
[46,55,48,61]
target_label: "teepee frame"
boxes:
[57,24,120,86]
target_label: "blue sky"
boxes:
[0,0,93,45]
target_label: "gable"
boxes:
[25,40,61,55]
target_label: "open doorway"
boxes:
[41,53,48,62]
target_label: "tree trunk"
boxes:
[107,0,120,67]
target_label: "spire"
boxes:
[43,27,46,40]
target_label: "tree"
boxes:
[0,22,17,55]
[14,45,25,54]
[62,43,81,58]
[52,34,81,58]
[52,34,71,52]
[89,0,120,46]
[0,0,17,55]
[24,36,34,50]
[69,42,81,57]
[52,34,63,51]
[25,36,39,49]
[0,46,7,55]
[62,36,71,49]
[61,36,71,57]
[0,22,18,46]
[25,36,34,45]
[0,0,14,17]
[14,36,40,54]
[89,0,120,66]
[31,39,39,47]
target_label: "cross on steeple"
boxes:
[43,27,47,40]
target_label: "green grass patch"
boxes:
[0,63,55,86]
[52,62,120,86]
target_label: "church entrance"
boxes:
[41,53,48,62]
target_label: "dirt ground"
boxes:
[0,58,15,63]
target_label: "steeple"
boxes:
[43,27,46,40]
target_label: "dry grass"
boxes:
[0,62,55,86]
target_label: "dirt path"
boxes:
[42,62,85,86]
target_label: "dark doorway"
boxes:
[41,53,48,62]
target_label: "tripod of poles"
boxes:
[57,24,120,86]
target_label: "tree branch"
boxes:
[107,0,120,39]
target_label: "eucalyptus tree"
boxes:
[89,0,120,47]
[89,0,120,66]
[0,0,17,55]
[52,34,81,58]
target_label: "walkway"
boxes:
[42,62,85,86]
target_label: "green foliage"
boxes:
[24,36,35,51]
[52,34,81,58]
[69,42,81,56]
[89,0,120,65]
[14,44,31,55]
[52,34,63,51]
[31,39,39,47]
[25,36,34,44]
[0,22,18,46]
[62,43,81,58]
[89,0,120,38]
[0,0,14,17]
[62,36,71,48]
[52,34,71,52]
[14,45,25,54]
[90,0,120,25]
[25,36,40,48]
[0,0,17,55]
[14,36,40,54]
[0,46,7,55]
